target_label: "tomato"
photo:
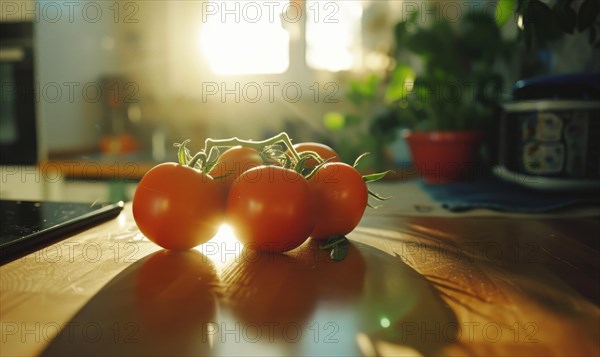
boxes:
[308,162,368,240]
[227,165,316,253]
[292,142,341,167]
[133,163,224,250]
[208,146,263,192]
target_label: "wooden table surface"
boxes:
[1,203,598,356]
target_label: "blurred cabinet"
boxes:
[0,1,35,22]
[0,165,137,202]
[51,180,137,203]
[0,166,45,200]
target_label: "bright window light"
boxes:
[199,1,289,75]
[306,1,362,72]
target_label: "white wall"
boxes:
[0,166,46,200]
[34,0,120,153]
[0,0,35,22]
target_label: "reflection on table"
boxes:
[1,204,598,356]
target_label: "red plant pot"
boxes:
[403,131,483,184]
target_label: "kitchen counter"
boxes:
[38,151,160,181]
[1,200,598,356]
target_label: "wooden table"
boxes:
[1,203,598,356]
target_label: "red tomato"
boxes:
[227,165,316,253]
[208,146,263,192]
[292,142,341,167]
[308,162,368,240]
[133,163,225,250]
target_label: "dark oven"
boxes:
[1,22,37,165]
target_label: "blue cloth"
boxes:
[421,176,600,213]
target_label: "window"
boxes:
[199,1,290,75]
[305,1,362,72]
[198,0,363,75]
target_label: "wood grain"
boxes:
[1,204,598,356]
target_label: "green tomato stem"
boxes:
[176,139,191,166]
[298,150,324,163]
[203,132,303,165]
[187,152,204,169]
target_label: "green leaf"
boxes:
[384,65,415,103]
[294,156,311,173]
[203,158,219,173]
[363,171,392,183]
[323,112,346,131]
[462,12,503,63]
[346,75,379,107]
[330,245,349,261]
[405,28,441,57]
[353,152,370,168]
[281,154,292,168]
[368,202,382,209]
[368,190,392,201]
[394,21,408,51]
[344,114,363,127]
[211,173,231,181]
[496,0,517,26]
[177,139,191,166]
[318,235,350,261]
[304,157,333,180]
[319,235,348,250]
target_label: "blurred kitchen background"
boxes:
[1,0,598,203]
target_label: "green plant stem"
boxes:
[176,139,191,166]
[205,132,300,161]
[189,132,308,172]
[298,150,324,163]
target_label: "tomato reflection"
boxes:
[221,241,366,343]
[134,250,220,353]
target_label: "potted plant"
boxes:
[394,11,515,183]
[326,10,514,183]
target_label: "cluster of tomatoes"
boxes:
[132,134,386,254]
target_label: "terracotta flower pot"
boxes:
[403,131,483,184]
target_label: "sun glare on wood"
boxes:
[196,223,244,270]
